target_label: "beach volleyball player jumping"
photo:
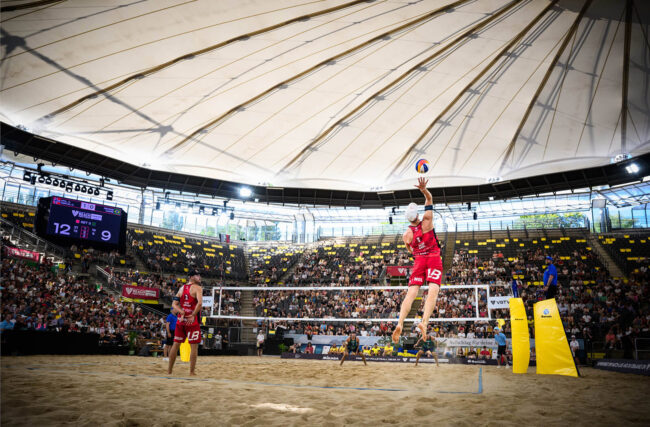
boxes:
[168,270,203,376]
[392,178,443,344]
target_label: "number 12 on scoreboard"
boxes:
[53,222,71,235]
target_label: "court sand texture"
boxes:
[2,356,649,427]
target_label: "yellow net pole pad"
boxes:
[534,298,578,377]
[509,298,530,374]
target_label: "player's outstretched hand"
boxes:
[415,177,428,192]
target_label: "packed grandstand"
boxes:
[2,198,648,361]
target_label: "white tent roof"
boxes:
[1,0,648,192]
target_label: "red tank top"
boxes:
[408,222,440,257]
[180,284,199,326]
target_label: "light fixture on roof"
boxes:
[611,153,631,163]
[488,196,494,201]
[625,163,640,174]
[487,177,502,183]
[239,187,252,198]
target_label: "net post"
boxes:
[486,285,492,320]
[210,287,215,317]
[218,287,223,316]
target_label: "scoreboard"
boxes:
[36,196,127,252]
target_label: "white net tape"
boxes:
[209,285,491,323]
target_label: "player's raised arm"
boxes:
[402,229,413,253]
[415,178,433,232]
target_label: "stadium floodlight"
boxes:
[239,187,252,198]
[625,163,640,174]
[106,191,114,201]
[611,153,631,163]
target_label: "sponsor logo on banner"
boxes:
[386,266,413,277]
[121,285,159,300]
[595,359,650,376]
[488,296,511,309]
[202,296,214,307]
[437,337,506,348]
[282,353,491,365]
[3,246,41,263]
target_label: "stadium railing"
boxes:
[0,216,67,261]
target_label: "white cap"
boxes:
[405,203,418,222]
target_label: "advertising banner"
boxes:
[386,266,412,276]
[594,359,650,376]
[202,295,214,308]
[534,298,578,377]
[281,353,504,365]
[3,246,41,263]
[121,285,159,304]
[488,296,511,310]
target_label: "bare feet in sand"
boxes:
[392,325,402,345]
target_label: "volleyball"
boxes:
[415,159,429,173]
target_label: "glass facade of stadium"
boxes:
[1,162,649,242]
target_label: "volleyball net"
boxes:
[208,284,500,323]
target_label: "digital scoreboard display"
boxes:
[36,196,127,253]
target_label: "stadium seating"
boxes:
[127,229,247,280]
[2,200,649,356]
[0,258,162,345]
[597,233,650,275]
[449,234,604,284]
[248,244,305,285]
[1,207,35,231]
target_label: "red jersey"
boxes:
[408,222,440,257]
[180,283,199,326]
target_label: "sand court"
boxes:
[2,355,649,426]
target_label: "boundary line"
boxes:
[8,364,484,394]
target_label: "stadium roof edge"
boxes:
[2,122,648,208]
